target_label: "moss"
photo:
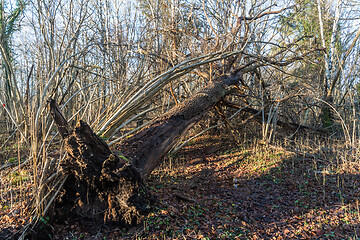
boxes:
[321,107,333,129]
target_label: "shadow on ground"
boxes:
[3,135,359,239]
[139,135,360,239]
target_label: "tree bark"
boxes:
[48,71,243,226]
[119,72,242,178]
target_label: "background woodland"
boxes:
[1,0,360,239]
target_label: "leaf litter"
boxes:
[1,135,360,239]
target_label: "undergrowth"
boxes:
[0,132,360,239]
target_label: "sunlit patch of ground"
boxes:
[0,167,33,240]
[1,134,360,239]
[131,135,360,239]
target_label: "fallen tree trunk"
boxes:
[120,72,243,178]
[48,71,243,227]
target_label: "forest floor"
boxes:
[1,133,360,239]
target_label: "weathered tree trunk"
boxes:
[48,71,242,227]
[119,72,242,178]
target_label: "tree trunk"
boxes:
[48,71,243,227]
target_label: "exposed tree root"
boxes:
[49,101,154,228]
[43,71,244,231]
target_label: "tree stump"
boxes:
[49,101,154,227]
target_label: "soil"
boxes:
[1,134,360,239]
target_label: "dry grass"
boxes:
[137,134,360,239]
[1,124,360,239]
[0,139,33,239]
